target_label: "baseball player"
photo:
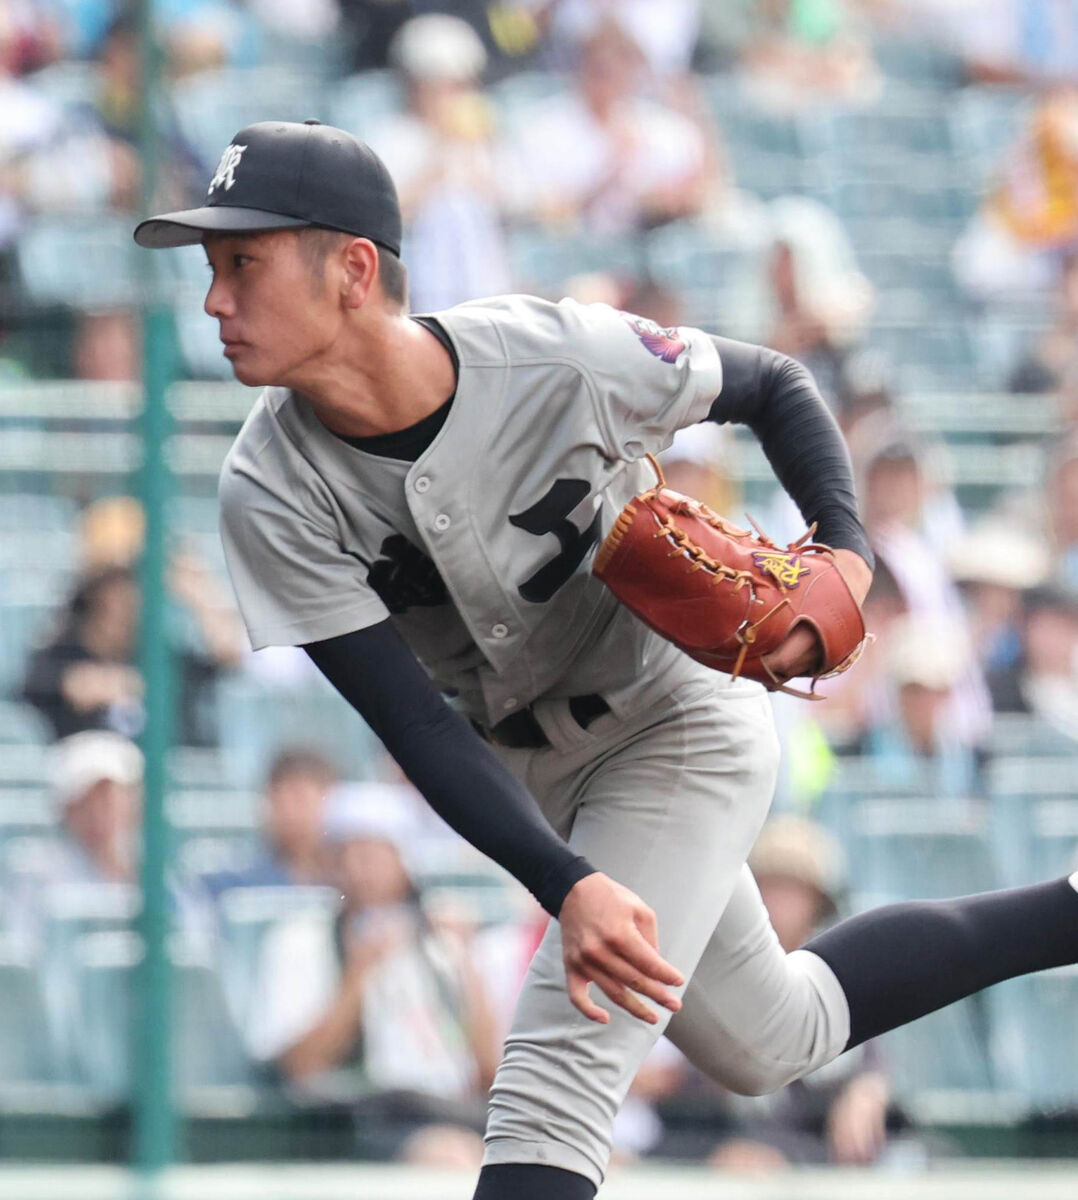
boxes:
[136,122,1078,1199]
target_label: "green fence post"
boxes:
[134,0,176,1176]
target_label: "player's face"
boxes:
[203,231,342,387]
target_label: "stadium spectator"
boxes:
[246,782,500,1167]
[814,556,906,754]
[199,748,339,900]
[868,615,981,796]
[4,730,144,950]
[1046,435,1078,589]
[697,0,881,112]
[989,585,1078,736]
[1009,253,1078,393]
[366,14,511,312]
[856,431,991,756]
[47,729,143,886]
[747,197,874,410]
[953,85,1078,301]
[948,521,1052,703]
[20,547,242,745]
[926,0,1078,88]
[338,0,542,75]
[546,0,702,81]
[502,14,710,235]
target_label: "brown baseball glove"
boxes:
[593,457,871,698]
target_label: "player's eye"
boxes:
[233,254,252,269]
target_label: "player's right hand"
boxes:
[559,873,684,1026]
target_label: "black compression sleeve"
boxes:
[303,620,596,916]
[706,337,874,569]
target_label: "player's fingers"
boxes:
[606,959,683,1014]
[590,968,659,1025]
[633,903,659,949]
[566,967,610,1025]
[618,929,685,989]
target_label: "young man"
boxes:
[136,122,1078,1199]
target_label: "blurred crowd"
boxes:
[2,0,1078,1173]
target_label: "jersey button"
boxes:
[414,476,431,493]
[433,513,451,531]
[503,698,518,710]
[491,623,509,639]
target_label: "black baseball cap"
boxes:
[133,120,402,255]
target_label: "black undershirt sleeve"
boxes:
[705,337,874,569]
[303,620,596,917]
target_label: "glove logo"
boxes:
[619,313,687,364]
[208,143,248,194]
[751,550,810,589]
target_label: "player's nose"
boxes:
[203,275,235,319]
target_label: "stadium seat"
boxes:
[327,70,402,140]
[873,37,961,90]
[989,969,1078,1110]
[0,934,62,1085]
[988,756,1078,888]
[58,923,260,1100]
[173,938,260,1094]
[884,996,996,1100]
[0,702,50,747]
[15,214,140,310]
[0,493,78,532]
[214,886,341,1035]
[843,796,996,911]
[215,677,377,788]
[989,714,1078,758]
[505,227,645,296]
[949,87,1031,192]
[0,790,53,847]
[171,69,328,171]
[489,71,571,121]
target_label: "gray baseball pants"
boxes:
[481,666,850,1189]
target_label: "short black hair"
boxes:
[296,227,408,308]
[377,247,408,308]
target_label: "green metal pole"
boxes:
[134,0,176,1175]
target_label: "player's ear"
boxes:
[340,237,379,310]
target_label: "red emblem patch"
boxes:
[620,312,687,364]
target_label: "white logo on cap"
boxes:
[208,143,247,194]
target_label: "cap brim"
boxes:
[133,205,311,249]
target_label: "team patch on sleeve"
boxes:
[619,311,688,364]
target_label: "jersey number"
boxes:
[509,479,601,603]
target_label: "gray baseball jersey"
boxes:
[219,294,722,724]
[218,293,855,1191]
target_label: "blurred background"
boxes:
[1,0,1078,1195]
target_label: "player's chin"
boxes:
[224,346,269,387]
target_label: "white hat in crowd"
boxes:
[884,615,972,691]
[49,731,144,809]
[948,520,1051,590]
[389,15,487,83]
[322,781,422,851]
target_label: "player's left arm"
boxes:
[704,336,874,678]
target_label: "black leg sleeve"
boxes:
[472,1164,596,1200]
[806,876,1078,1049]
